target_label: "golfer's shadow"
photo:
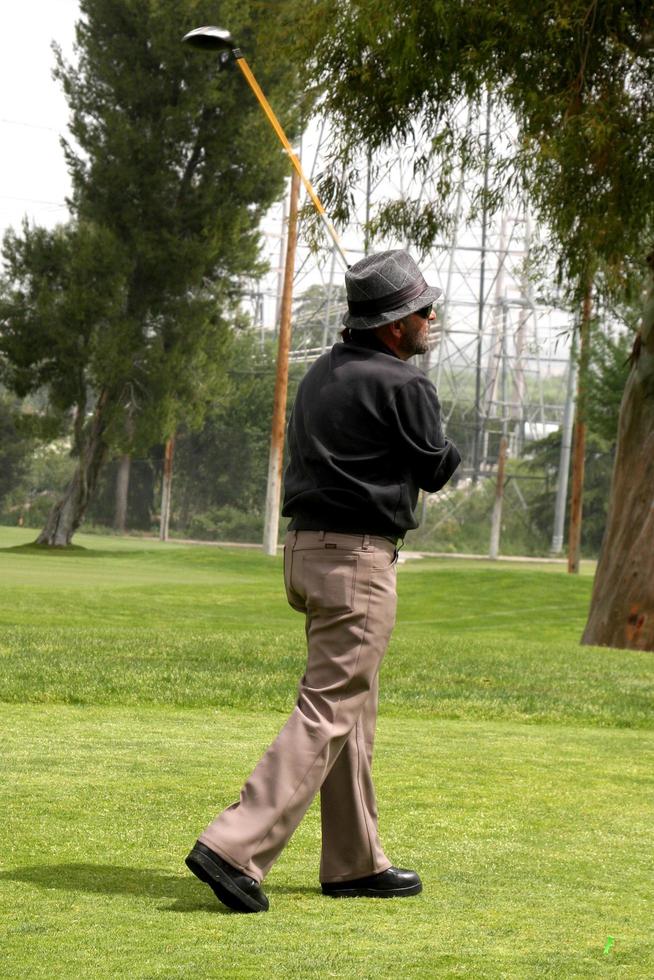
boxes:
[0,864,316,912]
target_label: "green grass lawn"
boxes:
[1,525,653,978]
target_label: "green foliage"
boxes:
[172,331,282,519]
[586,326,633,442]
[169,335,304,537]
[59,0,303,290]
[295,1,654,297]
[0,441,78,528]
[54,0,304,447]
[0,221,127,435]
[408,465,553,557]
[0,394,35,507]
[7,493,57,530]
[85,456,157,531]
[0,0,307,542]
[524,428,615,555]
[409,424,615,559]
[413,310,632,557]
[79,330,306,536]
[186,504,264,542]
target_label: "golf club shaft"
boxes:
[234,56,349,269]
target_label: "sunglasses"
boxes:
[415,303,433,320]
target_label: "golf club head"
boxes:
[182,26,235,51]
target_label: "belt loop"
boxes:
[362,534,371,551]
[318,530,326,541]
[293,530,298,546]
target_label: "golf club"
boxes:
[182,25,349,268]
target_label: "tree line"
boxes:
[0,317,629,555]
[0,0,652,649]
[0,0,304,545]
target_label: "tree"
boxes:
[583,257,654,649]
[169,329,306,535]
[292,0,654,646]
[173,331,278,519]
[0,392,35,512]
[526,429,614,556]
[0,0,303,545]
[294,2,654,278]
[586,324,634,443]
[80,329,307,538]
[0,220,129,536]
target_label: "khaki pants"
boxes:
[199,530,398,884]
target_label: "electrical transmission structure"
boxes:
[246,104,575,478]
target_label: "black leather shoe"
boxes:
[321,866,422,898]
[185,841,269,913]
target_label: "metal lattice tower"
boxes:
[250,104,574,473]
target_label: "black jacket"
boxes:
[282,334,460,538]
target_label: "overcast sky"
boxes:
[0,0,79,240]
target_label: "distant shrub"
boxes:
[1,492,59,529]
[406,471,551,557]
[187,506,264,543]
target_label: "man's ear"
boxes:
[373,319,405,353]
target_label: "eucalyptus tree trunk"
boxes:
[36,390,111,547]
[582,257,654,650]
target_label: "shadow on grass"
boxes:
[0,864,318,912]
[0,543,269,564]
[0,544,157,560]
[1,863,227,913]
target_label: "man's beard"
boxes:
[398,321,430,358]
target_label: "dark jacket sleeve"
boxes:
[390,375,461,492]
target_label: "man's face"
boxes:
[397,307,436,358]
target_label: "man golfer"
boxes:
[186,249,461,912]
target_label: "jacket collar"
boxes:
[343,330,401,359]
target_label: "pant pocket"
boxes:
[371,547,397,570]
[300,553,359,614]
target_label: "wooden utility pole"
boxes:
[567,283,592,574]
[550,337,578,554]
[274,192,288,337]
[489,436,508,559]
[160,434,175,542]
[262,168,300,556]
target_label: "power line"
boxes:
[0,194,68,208]
[0,117,61,133]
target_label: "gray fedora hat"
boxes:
[342,249,442,331]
